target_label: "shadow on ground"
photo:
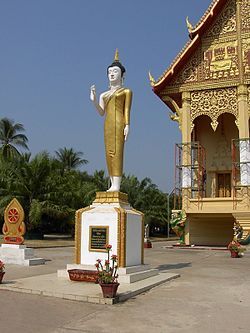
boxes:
[156,262,192,271]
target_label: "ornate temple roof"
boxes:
[152,0,228,94]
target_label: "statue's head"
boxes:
[107,49,126,83]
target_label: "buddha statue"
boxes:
[90,50,132,192]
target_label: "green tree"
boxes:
[121,175,170,233]
[0,152,72,233]
[55,147,88,173]
[0,118,29,159]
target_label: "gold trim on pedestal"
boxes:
[94,191,128,204]
[115,207,127,267]
[132,208,145,265]
[75,206,94,264]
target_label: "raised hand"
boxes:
[90,85,96,102]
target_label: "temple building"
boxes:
[151,0,250,245]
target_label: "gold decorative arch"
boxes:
[190,87,238,132]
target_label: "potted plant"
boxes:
[0,260,5,283]
[95,245,119,298]
[228,240,246,258]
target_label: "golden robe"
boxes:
[104,87,132,177]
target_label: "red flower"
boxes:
[96,259,101,263]
[105,244,112,250]
[111,254,117,260]
[95,263,99,268]
[105,260,110,265]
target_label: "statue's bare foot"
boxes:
[107,186,114,192]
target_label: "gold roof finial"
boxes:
[114,48,119,61]
[186,16,194,34]
[148,71,156,86]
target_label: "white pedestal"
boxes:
[0,244,45,266]
[58,192,159,284]
[75,192,144,268]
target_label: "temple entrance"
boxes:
[193,113,238,198]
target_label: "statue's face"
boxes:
[108,66,122,84]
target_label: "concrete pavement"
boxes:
[1,242,250,332]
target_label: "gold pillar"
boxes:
[237,85,249,139]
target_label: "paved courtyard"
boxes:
[1,241,250,333]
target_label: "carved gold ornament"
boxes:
[242,38,250,79]
[190,87,238,131]
[203,40,239,81]
[241,0,250,32]
[172,50,199,85]
[186,16,194,34]
[204,0,236,38]
[148,71,156,86]
[3,198,26,245]
[162,95,182,130]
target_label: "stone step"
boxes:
[24,258,45,266]
[118,268,159,284]
[118,264,150,275]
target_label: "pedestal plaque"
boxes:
[89,226,109,252]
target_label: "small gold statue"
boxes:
[2,198,26,245]
[90,50,132,192]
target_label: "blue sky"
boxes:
[0,0,212,192]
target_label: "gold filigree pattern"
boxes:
[190,88,238,127]
[172,51,199,85]
[204,0,237,38]
[241,0,250,32]
[242,38,250,79]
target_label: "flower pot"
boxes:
[0,272,5,284]
[68,269,99,283]
[230,250,239,258]
[99,282,119,298]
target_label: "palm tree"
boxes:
[0,151,74,232]
[55,147,88,173]
[0,118,29,159]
